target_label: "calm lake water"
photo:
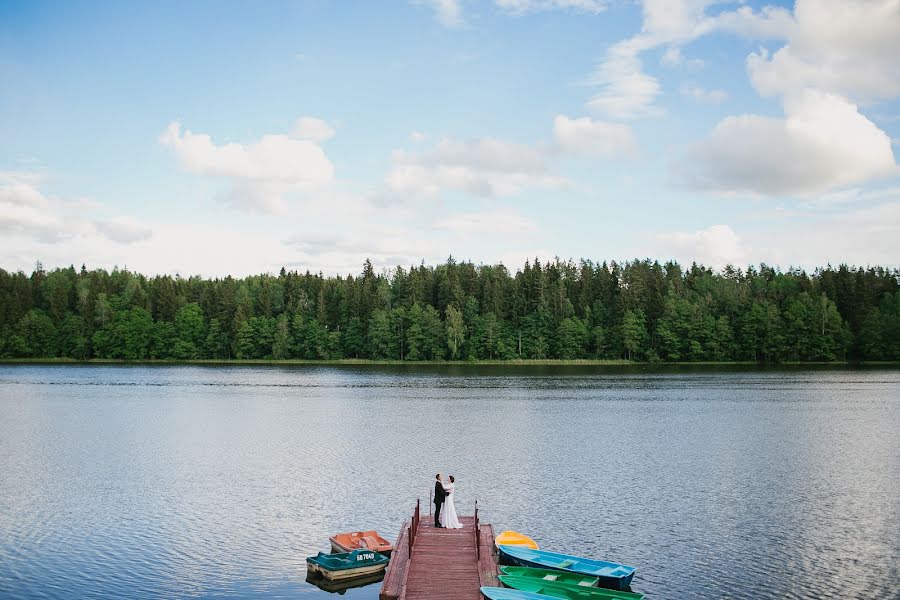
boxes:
[0,365,897,600]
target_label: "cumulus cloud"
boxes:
[655,199,900,270]
[290,117,335,142]
[670,0,899,198]
[587,41,663,119]
[0,172,151,246]
[0,172,97,244]
[655,224,747,269]
[94,216,153,244]
[680,83,727,104]
[284,226,439,271]
[432,210,538,235]
[552,115,636,157]
[159,120,334,214]
[679,90,897,196]
[746,0,900,103]
[586,1,792,120]
[386,137,568,199]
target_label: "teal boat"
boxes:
[500,575,644,600]
[498,545,635,591]
[481,587,556,600]
[306,549,389,581]
[305,570,384,593]
[500,566,599,587]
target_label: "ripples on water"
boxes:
[0,365,898,600]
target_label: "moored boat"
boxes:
[498,545,635,591]
[500,566,599,587]
[306,549,389,581]
[481,587,557,600]
[330,530,394,555]
[305,570,385,593]
[495,530,540,550]
[500,575,644,600]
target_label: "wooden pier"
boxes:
[380,500,500,600]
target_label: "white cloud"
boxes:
[587,41,663,120]
[655,224,747,269]
[409,131,427,143]
[495,0,605,15]
[586,1,792,120]
[654,201,900,270]
[283,226,441,272]
[386,137,568,199]
[680,83,727,104]
[0,172,150,246]
[414,0,462,27]
[159,120,334,214]
[552,115,636,157]
[432,210,538,235]
[290,117,335,142]
[746,0,900,103]
[680,90,897,196]
[0,173,83,243]
[94,216,152,244]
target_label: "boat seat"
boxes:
[556,560,576,568]
[542,574,558,581]
[361,536,378,549]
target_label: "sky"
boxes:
[1,0,899,277]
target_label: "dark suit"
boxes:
[433,480,446,527]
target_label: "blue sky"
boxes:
[1,0,898,276]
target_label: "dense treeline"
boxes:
[1,259,899,362]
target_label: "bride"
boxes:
[440,475,463,529]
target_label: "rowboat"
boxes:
[330,530,394,555]
[499,575,645,600]
[306,549,389,581]
[481,587,556,600]
[500,566,599,587]
[497,545,635,591]
[495,530,540,550]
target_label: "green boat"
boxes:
[500,575,645,600]
[500,566,600,588]
[306,549,389,581]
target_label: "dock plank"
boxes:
[380,510,499,600]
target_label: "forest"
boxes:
[0,258,898,363]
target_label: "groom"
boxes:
[433,473,447,528]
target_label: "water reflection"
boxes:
[0,365,898,599]
[306,572,385,595]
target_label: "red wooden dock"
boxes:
[380,501,500,600]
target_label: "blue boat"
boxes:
[481,587,556,600]
[497,545,635,591]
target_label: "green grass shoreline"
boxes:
[2,358,898,367]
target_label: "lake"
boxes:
[0,365,897,599]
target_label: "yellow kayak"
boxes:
[495,530,539,550]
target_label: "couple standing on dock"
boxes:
[433,474,462,529]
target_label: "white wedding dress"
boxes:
[440,483,463,529]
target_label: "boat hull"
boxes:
[498,546,635,592]
[307,560,387,581]
[499,575,644,600]
[329,531,394,555]
[495,530,540,550]
[481,586,561,600]
[305,549,390,582]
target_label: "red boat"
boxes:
[329,531,394,555]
